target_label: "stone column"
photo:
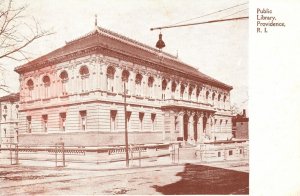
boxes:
[197,112,204,142]
[188,113,194,141]
[169,111,175,141]
[178,112,184,137]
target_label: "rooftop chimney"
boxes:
[243,109,246,117]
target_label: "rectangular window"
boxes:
[80,110,87,131]
[218,151,221,157]
[110,110,117,131]
[42,115,48,132]
[126,111,131,131]
[60,113,66,131]
[4,128,6,137]
[26,116,32,133]
[151,113,156,131]
[229,150,233,156]
[139,112,144,131]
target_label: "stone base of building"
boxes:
[18,131,165,146]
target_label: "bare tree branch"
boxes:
[0,0,54,62]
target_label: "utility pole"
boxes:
[123,81,129,167]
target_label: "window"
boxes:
[171,82,176,99]
[79,66,89,92]
[212,92,216,105]
[206,91,209,103]
[3,104,7,121]
[180,84,185,99]
[60,113,66,131]
[42,76,51,98]
[27,79,34,100]
[135,73,143,96]
[122,70,130,94]
[148,76,154,98]
[107,66,115,92]
[188,86,193,101]
[229,150,233,156]
[126,111,132,130]
[26,116,32,133]
[218,94,221,108]
[110,110,117,131]
[196,87,201,102]
[59,71,69,95]
[218,152,221,157]
[139,112,144,131]
[220,119,223,132]
[162,79,167,100]
[79,110,87,131]
[151,113,156,131]
[42,115,48,132]
[4,128,6,137]
[223,95,227,109]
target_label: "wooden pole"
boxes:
[124,81,129,167]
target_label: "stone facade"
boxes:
[0,93,19,147]
[14,25,233,146]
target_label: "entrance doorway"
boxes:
[183,114,189,141]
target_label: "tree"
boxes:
[0,0,53,61]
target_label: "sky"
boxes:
[0,0,248,112]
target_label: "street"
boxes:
[0,160,248,195]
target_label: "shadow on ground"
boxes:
[153,163,249,195]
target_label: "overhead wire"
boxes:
[220,8,248,19]
[171,2,248,26]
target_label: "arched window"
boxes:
[42,76,50,98]
[162,79,168,100]
[206,91,209,103]
[27,79,34,100]
[180,84,185,99]
[196,87,201,102]
[148,76,154,98]
[122,70,130,94]
[107,66,115,92]
[188,85,194,101]
[135,73,143,96]
[2,105,7,121]
[59,71,69,95]
[218,94,222,108]
[79,66,89,92]
[171,81,177,99]
[212,92,216,105]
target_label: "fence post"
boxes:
[10,144,12,165]
[16,144,19,165]
[139,149,141,167]
[177,145,179,164]
[62,143,65,167]
[55,144,57,167]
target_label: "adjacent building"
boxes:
[232,109,249,139]
[14,24,234,147]
[0,93,20,148]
